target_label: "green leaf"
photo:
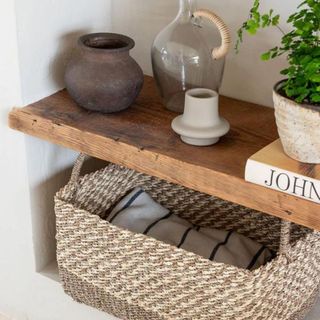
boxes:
[235,0,320,104]
[261,51,271,60]
[262,14,270,27]
[300,55,312,65]
[310,74,320,82]
[311,93,320,103]
[272,15,280,25]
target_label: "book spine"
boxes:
[245,159,320,204]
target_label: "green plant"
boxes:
[236,0,320,104]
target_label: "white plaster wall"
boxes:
[15,0,114,271]
[111,0,300,107]
[0,0,117,319]
[14,0,114,273]
[15,0,111,105]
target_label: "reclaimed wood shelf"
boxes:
[9,76,320,231]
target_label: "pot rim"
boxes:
[79,33,135,53]
[273,79,320,111]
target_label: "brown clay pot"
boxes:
[65,33,144,113]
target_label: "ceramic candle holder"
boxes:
[171,88,230,146]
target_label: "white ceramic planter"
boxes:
[273,81,320,164]
[171,88,230,146]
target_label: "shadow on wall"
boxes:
[31,166,72,272]
[28,143,107,272]
[49,30,89,89]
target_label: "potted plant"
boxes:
[237,0,320,164]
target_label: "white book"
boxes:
[245,139,320,204]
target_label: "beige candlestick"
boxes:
[172,88,230,146]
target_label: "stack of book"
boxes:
[245,139,320,204]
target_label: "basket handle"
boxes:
[193,9,231,60]
[69,153,89,186]
[279,220,292,262]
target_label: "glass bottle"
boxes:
[151,0,231,113]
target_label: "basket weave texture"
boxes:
[55,155,320,320]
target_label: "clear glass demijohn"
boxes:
[152,0,231,113]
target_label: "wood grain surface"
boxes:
[8,76,320,231]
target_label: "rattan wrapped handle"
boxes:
[193,9,231,60]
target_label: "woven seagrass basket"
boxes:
[55,154,320,320]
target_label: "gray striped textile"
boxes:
[107,188,274,270]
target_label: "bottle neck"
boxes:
[177,0,197,21]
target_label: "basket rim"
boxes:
[55,196,317,277]
[56,163,319,276]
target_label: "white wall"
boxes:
[112,0,300,107]
[15,0,112,105]
[0,2,32,320]
[0,0,117,319]
[14,0,113,273]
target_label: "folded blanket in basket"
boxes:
[107,188,274,270]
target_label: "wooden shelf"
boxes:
[9,76,320,231]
